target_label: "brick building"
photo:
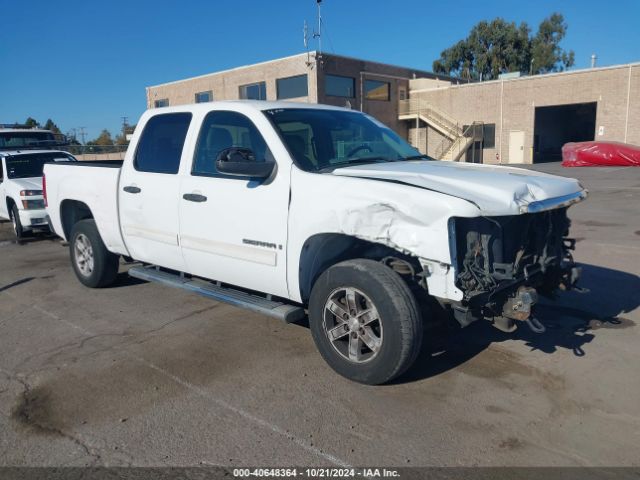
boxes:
[402,63,640,164]
[145,52,453,139]
[147,54,639,164]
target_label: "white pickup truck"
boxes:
[44,101,587,384]
[1,127,76,238]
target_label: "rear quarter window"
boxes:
[134,113,192,174]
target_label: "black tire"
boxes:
[69,219,119,288]
[10,204,25,240]
[309,259,423,385]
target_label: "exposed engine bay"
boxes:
[450,207,582,333]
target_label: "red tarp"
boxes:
[562,141,640,167]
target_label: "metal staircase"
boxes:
[435,124,482,161]
[399,99,480,161]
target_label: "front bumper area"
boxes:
[448,207,583,332]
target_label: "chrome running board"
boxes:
[128,266,306,323]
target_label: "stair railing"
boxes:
[435,122,484,161]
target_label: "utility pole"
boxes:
[77,127,86,145]
[121,116,129,142]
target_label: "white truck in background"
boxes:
[0,126,76,239]
[43,101,587,384]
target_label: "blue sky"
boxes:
[1,0,638,140]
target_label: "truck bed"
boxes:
[44,161,128,255]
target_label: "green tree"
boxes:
[24,117,40,128]
[87,129,114,146]
[433,13,574,80]
[43,118,62,135]
[115,134,127,146]
[115,124,136,146]
[530,13,575,74]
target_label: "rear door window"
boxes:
[134,113,192,174]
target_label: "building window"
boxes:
[325,74,355,98]
[154,99,169,108]
[399,87,407,101]
[276,74,308,100]
[483,123,496,149]
[195,91,212,103]
[239,82,267,100]
[364,80,390,101]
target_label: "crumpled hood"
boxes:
[9,177,43,192]
[332,160,584,215]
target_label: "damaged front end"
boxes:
[449,207,583,333]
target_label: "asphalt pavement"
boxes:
[0,162,638,467]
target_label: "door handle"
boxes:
[123,186,141,194]
[183,193,207,203]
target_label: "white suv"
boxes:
[0,128,76,239]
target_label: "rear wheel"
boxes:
[309,259,423,385]
[10,204,25,240]
[69,219,119,288]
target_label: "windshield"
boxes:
[5,152,76,179]
[0,131,56,149]
[265,108,431,172]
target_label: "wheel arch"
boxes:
[298,233,423,304]
[6,196,15,212]
[60,199,94,240]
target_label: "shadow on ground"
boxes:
[0,219,58,245]
[7,234,58,246]
[105,271,147,288]
[397,263,639,384]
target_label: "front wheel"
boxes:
[69,219,119,288]
[309,259,423,385]
[10,204,25,240]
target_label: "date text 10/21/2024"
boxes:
[232,468,401,478]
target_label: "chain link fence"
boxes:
[64,145,128,161]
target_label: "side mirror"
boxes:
[215,147,275,179]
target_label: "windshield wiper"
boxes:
[403,154,434,161]
[345,156,398,164]
[316,157,397,173]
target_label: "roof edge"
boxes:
[442,61,640,89]
[320,52,459,82]
[147,51,460,90]
[148,52,313,89]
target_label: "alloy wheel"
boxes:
[322,287,383,364]
[74,233,94,276]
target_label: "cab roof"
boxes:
[0,128,54,133]
[0,149,72,158]
[149,99,354,114]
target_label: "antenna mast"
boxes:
[315,0,322,59]
[304,0,324,69]
[314,0,323,66]
[304,20,313,69]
